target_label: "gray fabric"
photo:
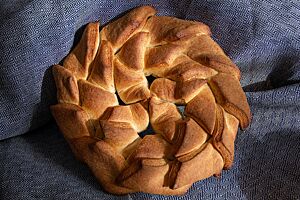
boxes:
[1,0,300,199]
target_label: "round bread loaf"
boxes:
[51,5,251,195]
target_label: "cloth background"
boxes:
[0,0,299,199]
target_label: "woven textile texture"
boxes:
[0,0,299,199]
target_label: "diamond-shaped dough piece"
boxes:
[149,97,182,142]
[118,83,151,104]
[143,16,210,44]
[173,142,224,189]
[119,159,191,195]
[129,103,149,132]
[100,103,149,133]
[51,103,92,139]
[78,80,118,119]
[150,78,206,104]
[145,43,184,76]
[90,140,133,194]
[52,65,79,104]
[150,78,179,103]
[164,55,217,82]
[130,134,173,160]
[212,109,239,169]
[99,121,139,152]
[175,118,208,157]
[192,53,241,80]
[184,84,216,134]
[88,40,115,93]
[64,22,99,79]
[175,79,207,103]
[209,73,251,129]
[118,32,150,71]
[102,6,156,51]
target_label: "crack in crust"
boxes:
[50,5,251,196]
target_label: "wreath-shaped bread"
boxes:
[51,6,251,195]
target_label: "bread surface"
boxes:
[51,5,251,195]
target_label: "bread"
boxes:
[51,5,251,195]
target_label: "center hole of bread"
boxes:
[177,106,185,117]
[116,92,126,105]
[138,123,154,138]
[146,75,156,86]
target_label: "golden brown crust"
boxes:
[129,103,149,132]
[164,55,218,81]
[212,107,239,169]
[193,53,241,80]
[172,142,224,189]
[99,121,139,152]
[130,134,173,160]
[174,118,209,157]
[118,83,151,104]
[88,40,115,93]
[114,59,151,104]
[119,159,191,195]
[144,43,184,76]
[114,59,147,92]
[150,77,207,104]
[102,5,156,51]
[78,79,118,119]
[52,65,79,104]
[149,97,182,142]
[50,103,92,139]
[184,84,216,134]
[51,5,251,196]
[187,35,225,57]
[117,32,150,71]
[89,140,134,194]
[175,79,207,103]
[64,22,100,79]
[100,105,132,123]
[143,16,211,44]
[150,78,178,103]
[208,73,251,129]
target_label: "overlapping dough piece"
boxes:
[149,97,182,142]
[101,5,156,51]
[52,65,79,104]
[88,40,115,93]
[114,59,150,104]
[50,5,251,196]
[63,22,100,80]
[150,77,207,104]
[209,73,251,129]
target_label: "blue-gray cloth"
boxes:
[0,0,299,199]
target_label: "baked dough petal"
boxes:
[63,22,100,79]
